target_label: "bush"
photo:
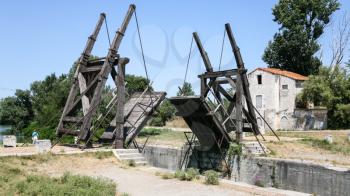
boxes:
[174,168,200,181]
[149,99,176,127]
[161,173,174,179]
[174,170,187,181]
[185,168,200,180]
[204,170,219,185]
[149,117,165,127]
[228,143,242,156]
[138,128,162,137]
[125,160,136,167]
[15,172,116,196]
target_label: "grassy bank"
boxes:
[0,153,117,195]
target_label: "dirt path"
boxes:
[35,156,249,196]
[32,155,307,196]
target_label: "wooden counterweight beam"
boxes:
[225,23,260,136]
[79,5,135,141]
[57,13,106,136]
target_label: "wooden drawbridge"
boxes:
[100,91,166,147]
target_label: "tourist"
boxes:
[32,130,39,144]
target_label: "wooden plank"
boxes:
[65,76,99,116]
[63,116,83,123]
[236,72,243,143]
[114,61,126,148]
[225,23,260,135]
[78,73,90,115]
[198,69,238,79]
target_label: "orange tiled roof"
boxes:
[256,68,308,81]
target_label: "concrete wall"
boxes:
[294,108,328,130]
[230,156,350,196]
[142,145,186,170]
[143,145,350,196]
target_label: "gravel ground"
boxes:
[31,154,307,196]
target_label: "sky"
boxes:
[0,0,349,98]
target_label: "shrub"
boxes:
[185,168,200,180]
[149,117,165,127]
[174,170,187,181]
[126,160,136,167]
[174,168,200,181]
[204,170,219,185]
[228,143,242,156]
[15,172,116,196]
[161,172,174,179]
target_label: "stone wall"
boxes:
[294,108,327,130]
[143,145,350,196]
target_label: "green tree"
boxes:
[125,74,151,95]
[299,65,350,128]
[0,90,33,130]
[263,0,340,76]
[177,82,195,96]
[30,73,70,127]
[150,83,191,127]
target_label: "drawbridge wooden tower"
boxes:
[56,5,166,149]
[170,24,278,152]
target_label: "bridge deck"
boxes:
[100,91,166,146]
[169,96,232,150]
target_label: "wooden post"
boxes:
[225,23,260,135]
[78,4,135,141]
[114,59,127,148]
[78,73,90,115]
[236,72,243,143]
[56,13,105,136]
[200,77,207,98]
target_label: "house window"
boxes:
[282,85,288,90]
[296,81,303,88]
[256,95,262,108]
[257,75,262,84]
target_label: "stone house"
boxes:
[247,68,327,131]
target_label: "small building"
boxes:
[248,68,327,131]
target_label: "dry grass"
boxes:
[165,117,188,128]
[264,130,350,167]
[0,153,118,195]
[136,128,186,147]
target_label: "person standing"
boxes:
[32,130,39,144]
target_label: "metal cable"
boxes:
[183,36,194,86]
[104,16,112,47]
[218,29,226,71]
[134,10,149,82]
[134,10,155,112]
